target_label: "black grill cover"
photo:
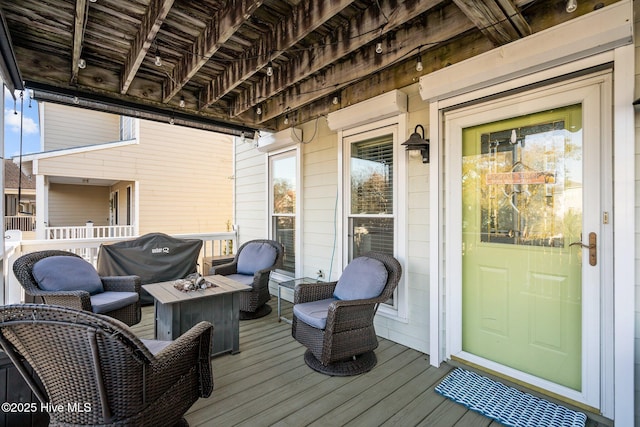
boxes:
[97,232,203,304]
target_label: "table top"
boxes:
[279,277,321,290]
[142,275,252,305]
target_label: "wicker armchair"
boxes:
[292,252,402,376]
[0,304,213,427]
[210,239,283,319]
[13,250,142,326]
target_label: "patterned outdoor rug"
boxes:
[435,368,587,427]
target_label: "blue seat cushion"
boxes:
[237,242,277,275]
[333,256,388,301]
[225,273,254,286]
[33,256,104,295]
[293,298,336,330]
[90,291,139,314]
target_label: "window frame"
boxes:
[267,146,301,277]
[341,117,407,319]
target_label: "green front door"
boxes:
[461,104,583,390]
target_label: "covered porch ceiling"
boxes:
[1,0,617,136]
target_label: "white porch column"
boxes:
[35,173,47,239]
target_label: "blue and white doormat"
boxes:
[435,368,587,427]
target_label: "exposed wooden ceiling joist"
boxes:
[452,0,531,45]
[161,0,263,103]
[121,0,175,94]
[199,0,357,111]
[255,1,477,123]
[1,0,618,135]
[231,0,444,119]
[70,0,87,84]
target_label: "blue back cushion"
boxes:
[333,256,388,301]
[237,242,277,275]
[33,256,104,295]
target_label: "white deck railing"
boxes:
[44,224,136,239]
[4,215,36,232]
[2,229,238,305]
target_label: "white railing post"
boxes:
[85,221,94,239]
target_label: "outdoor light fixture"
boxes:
[284,114,289,125]
[154,55,162,67]
[179,96,185,108]
[332,96,339,105]
[415,48,423,72]
[375,42,383,54]
[566,0,577,12]
[266,61,273,77]
[402,124,429,163]
[78,58,86,69]
[256,105,262,115]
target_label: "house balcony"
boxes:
[128,305,608,427]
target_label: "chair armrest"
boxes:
[149,321,214,398]
[326,298,378,333]
[294,281,337,304]
[38,291,92,311]
[210,262,237,276]
[101,275,141,293]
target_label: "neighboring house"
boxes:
[18,103,234,238]
[234,3,637,424]
[3,159,35,235]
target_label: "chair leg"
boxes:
[303,349,377,376]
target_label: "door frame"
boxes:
[427,47,634,421]
[445,73,610,409]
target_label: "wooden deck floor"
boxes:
[131,303,608,427]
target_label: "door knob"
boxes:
[569,232,596,266]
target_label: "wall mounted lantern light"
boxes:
[402,124,429,163]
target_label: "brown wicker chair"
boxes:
[0,304,213,427]
[291,252,402,376]
[13,250,142,326]
[210,239,283,319]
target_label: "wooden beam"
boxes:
[495,0,531,37]
[162,0,263,103]
[120,0,174,94]
[452,0,530,45]
[230,0,443,118]
[200,0,357,110]
[70,0,87,84]
[14,45,236,126]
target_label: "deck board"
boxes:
[131,302,610,427]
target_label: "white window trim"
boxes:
[340,115,408,321]
[267,145,302,277]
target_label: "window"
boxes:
[269,150,298,275]
[120,116,137,140]
[110,191,119,225]
[126,186,132,225]
[344,126,398,308]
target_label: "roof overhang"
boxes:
[0,9,23,95]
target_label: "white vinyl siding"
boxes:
[233,93,430,354]
[48,183,109,226]
[37,112,234,235]
[42,103,120,151]
[233,137,267,242]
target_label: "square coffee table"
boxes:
[143,275,251,356]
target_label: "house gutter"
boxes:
[0,10,23,95]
